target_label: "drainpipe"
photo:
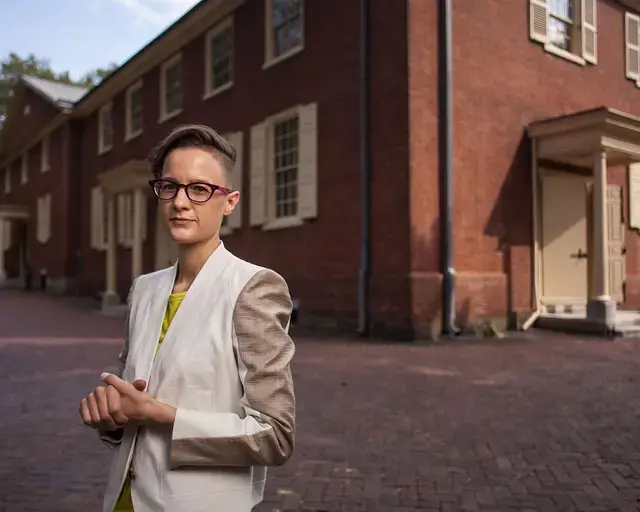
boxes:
[438,0,460,336]
[357,0,372,337]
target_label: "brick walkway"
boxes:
[2,290,640,511]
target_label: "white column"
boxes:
[591,150,610,300]
[105,193,117,301]
[131,188,145,280]
[0,219,6,281]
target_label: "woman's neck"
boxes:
[174,234,221,290]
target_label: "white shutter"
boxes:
[117,194,126,245]
[227,131,244,229]
[3,220,11,250]
[44,194,52,243]
[297,103,318,220]
[250,122,268,226]
[529,0,548,43]
[629,163,640,229]
[625,13,640,81]
[90,187,98,249]
[36,197,43,244]
[581,0,597,64]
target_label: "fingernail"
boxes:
[100,372,111,379]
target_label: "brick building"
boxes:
[1,0,640,339]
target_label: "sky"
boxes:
[0,0,202,81]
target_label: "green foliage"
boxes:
[0,53,119,130]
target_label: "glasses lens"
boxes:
[187,183,214,202]
[154,180,178,199]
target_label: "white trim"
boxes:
[159,53,183,123]
[98,103,114,155]
[125,80,144,142]
[40,135,50,172]
[204,16,235,100]
[263,0,304,68]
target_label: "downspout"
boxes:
[357,0,372,336]
[438,0,460,336]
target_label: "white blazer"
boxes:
[99,242,296,512]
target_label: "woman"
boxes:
[79,125,296,512]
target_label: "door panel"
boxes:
[541,173,588,303]
[155,211,178,270]
[607,185,626,303]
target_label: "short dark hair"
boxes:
[148,124,237,184]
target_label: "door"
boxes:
[607,185,626,303]
[154,212,178,270]
[541,172,588,304]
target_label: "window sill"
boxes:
[262,216,304,231]
[125,130,143,143]
[263,45,304,70]
[203,82,233,101]
[158,109,183,124]
[543,43,586,66]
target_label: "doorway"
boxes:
[154,211,178,270]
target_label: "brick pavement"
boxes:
[2,290,640,511]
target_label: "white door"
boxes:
[607,185,626,303]
[154,211,178,270]
[541,172,588,304]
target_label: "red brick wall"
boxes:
[77,0,413,335]
[409,0,640,333]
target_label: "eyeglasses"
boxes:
[149,179,232,204]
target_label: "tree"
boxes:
[0,53,119,130]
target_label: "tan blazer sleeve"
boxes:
[170,268,296,468]
[98,278,137,449]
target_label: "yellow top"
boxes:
[113,291,186,512]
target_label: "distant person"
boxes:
[79,125,296,512]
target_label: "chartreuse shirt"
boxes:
[113,291,186,512]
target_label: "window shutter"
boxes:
[626,13,640,81]
[90,187,98,249]
[3,220,11,250]
[529,0,548,43]
[226,131,244,230]
[250,122,268,226]
[581,0,597,64]
[36,197,43,244]
[44,194,52,243]
[297,103,319,220]
[117,194,126,245]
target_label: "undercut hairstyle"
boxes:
[148,124,237,185]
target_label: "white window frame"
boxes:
[159,53,183,122]
[264,0,305,69]
[625,12,640,86]
[529,0,597,66]
[250,103,317,231]
[41,135,50,172]
[125,80,144,141]
[20,153,28,184]
[36,194,52,244]
[4,168,10,194]
[98,103,114,154]
[204,16,235,99]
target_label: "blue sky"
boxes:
[0,0,201,81]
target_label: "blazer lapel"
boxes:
[129,264,176,386]
[147,241,232,395]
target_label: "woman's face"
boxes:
[159,146,239,245]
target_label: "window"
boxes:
[41,135,50,172]
[626,12,640,85]
[205,17,234,98]
[160,54,182,121]
[249,103,318,230]
[20,153,28,184]
[265,0,304,66]
[98,103,114,154]
[126,81,144,140]
[36,194,52,244]
[90,186,109,250]
[3,168,10,194]
[529,0,597,65]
